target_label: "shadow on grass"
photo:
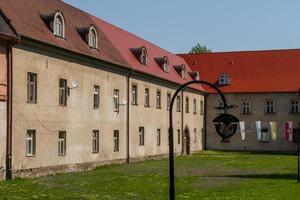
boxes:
[205,173,298,180]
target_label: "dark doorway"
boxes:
[183,126,190,155]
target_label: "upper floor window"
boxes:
[185,97,189,113]
[88,26,98,49]
[291,100,299,114]
[59,79,67,106]
[156,90,161,109]
[92,130,99,153]
[58,131,66,156]
[189,71,200,81]
[176,95,181,112]
[53,12,65,38]
[241,100,251,115]
[145,88,150,107]
[218,73,230,85]
[94,85,100,109]
[139,127,145,146]
[132,84,138,105]
[155,56,169,72]
[157,129,161,146]
[193,99,197,114]
[27,72,37,103]
[200,100,204,115]
[265,100,276,114]
[167,93,171,111]
[113,130,119,152]
[113,89,120,112]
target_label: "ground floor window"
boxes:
[177,129,180,144]
[58,131,66,156]
[26,130,36,156]
[157,129,161,146]
[139,127,145,146]
[114,130,119,152]
[92,130,99,153]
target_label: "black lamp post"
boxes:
[168,80,239,200]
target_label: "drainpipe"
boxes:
[203,93,208,150]
[181,90,184,155]
[6,43,12,180]
[126,69,133,163]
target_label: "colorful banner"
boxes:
[239,121,246,141]
[285,121,293,141]
[270,122,277,141]
[255,121,261,140]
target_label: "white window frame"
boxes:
[145,88,150,107]
[27,72,37,103]
[113,130,119,152]
[265,100,276,114]
[92,130,99,153]
[139,127,145,146]
[113,89,120,112]
[59,79,67,106]
[88,27,98,49]
[140,48,147,65]
[291,100,299,114]
[53,12,65,38]
[58,131,66,156]
[218,73,230,85]
[176,95,181,111]
[132,84,138,105]
[167,93,171,111]
[193,99,197,114]
[94,85,100,109]
[241,100,251,115]
[26,130,36,156]
[156,90,161,109]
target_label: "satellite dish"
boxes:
[122,98,128,105]
[71,80,79,88]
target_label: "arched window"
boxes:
[53,12,65,38]
[88,26,98,49]
[218,73,230,85]
[181,65,186,79]
[140,48,147,65]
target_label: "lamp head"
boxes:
[213,113,239,139]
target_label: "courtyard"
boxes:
[0,151,299,199]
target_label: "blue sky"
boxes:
[64,0,300,53]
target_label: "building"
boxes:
[0,0,204,180]
[180,50,300,152]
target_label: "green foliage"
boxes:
[189,43,212,53]
[0,151,300,199]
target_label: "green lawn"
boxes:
[1,151,300,199]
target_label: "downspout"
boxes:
[126,68,133,163]
[203,93,208,150]
[181,90,184,155]
[6,43,12,180]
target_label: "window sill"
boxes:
[144,105,150,108]
[92,151,99,154]
[26,155,36,157]
[58,154,66,156]
[131,103,138,106]
[93,108,100,110]
[114,110,120,113]
[193,112,197,115]
[176,110,181,112]
[113,150,119,152]
[27,101,37,104]
[156,107,162,109]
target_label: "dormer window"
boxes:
[155,56,169,72]
[88,26,98,49]
[53,12,65,38]
[218,73,231,85]
[140,47,147,65]
[174,64,186,79]
[130,47,148,65]
[189,71,200,80]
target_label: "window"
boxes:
[92,130,99,153]
[113,130,119,152]
[157,129,161,146]
[291,100,299,114]
[59,79,67,106]
[26,130,36,156]
[27,72,37,103]
[53,13,64,37]
[132,84,138,105]
[167,93,171,111]
[113,89,119,112]
[193,99,197,114]
[139,127,145,146]
[241,100,251,115]
[218,73,230,85]
[145,88,150,107]
[177,129,180,144]
[265,100,275,114]
[88,27,98,49]
[181,67,186,79]
[140,48,147,65]
[58,131,66,156]
[200,100,204,115]
[163,57,169,72]
[156,90,161,109]
[185,97,189,113]
[194,128,197,143]
[94,85,100,109]
[176,96,181,111]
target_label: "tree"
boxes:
[189,43,212,54]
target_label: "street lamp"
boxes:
[168,80,239,200]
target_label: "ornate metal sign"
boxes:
[213,113,239,139]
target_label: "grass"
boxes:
[1,151,300,199]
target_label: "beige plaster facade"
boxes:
[206,93,300,152]
[9,42,204,178]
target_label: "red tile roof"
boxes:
[0,0,204,92]
[179,50,300,93]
